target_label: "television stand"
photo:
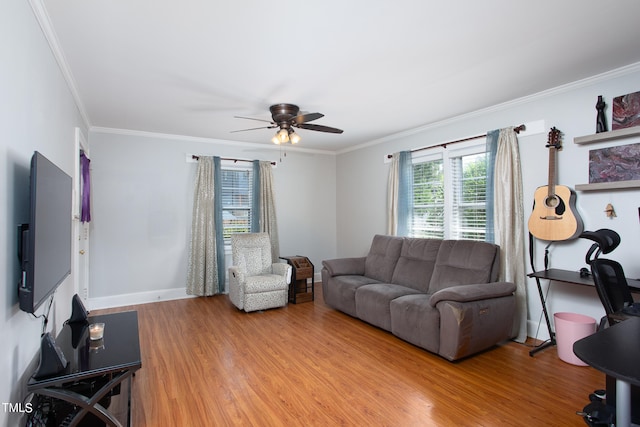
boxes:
[27,311,141,426]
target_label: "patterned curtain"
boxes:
[387,151,413,236]
[258,161,280,262]
[486,127,527,343]
[186,156,220,296]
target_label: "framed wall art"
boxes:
[612,90,640,130]
[589,142,640,183]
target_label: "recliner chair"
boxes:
[228,233,292,312]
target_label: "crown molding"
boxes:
[90,126,337,156]
[337,62,640,155]
[29,0,91,129]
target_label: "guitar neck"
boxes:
[547,145,557,196]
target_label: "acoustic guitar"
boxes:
[528,127,583,241]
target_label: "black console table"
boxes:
[527,269,640,356]
[27,311,141,426]
[574,317,640,427]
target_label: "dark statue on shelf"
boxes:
[596,95,608,133]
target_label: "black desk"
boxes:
[28,311,141,426]
[529,268,640,292]
[527,269,640,356]
[574,317,640,427]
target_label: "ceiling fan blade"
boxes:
[230,125,276,133]
[297,123,344,134]
[293,112,324,124]
[234,115,274,124]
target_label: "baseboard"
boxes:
[527,319,551,342]
[87,273,322,311]
[87,287,196,311]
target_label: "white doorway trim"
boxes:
[72,127,90,303]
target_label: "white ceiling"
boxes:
[39,0,640,152]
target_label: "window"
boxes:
[221,166,253,245]
[450,152,487,240]
[411,156,444,239]
[411,141,488,241]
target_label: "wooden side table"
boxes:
[281,256,314,303]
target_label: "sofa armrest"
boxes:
[322,257,366,277]
[228,266,244,282]
[429,281,516,307]
[228,266,245,310]
[271,262,292,284]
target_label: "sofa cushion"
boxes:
[355,284,422,331]
[390,294,441,354]
[364,235,404,283]
[323,275,381,317]
[244,274,289,293]
[391,238,442,292]
[428,240,499,294]
[231,233,273,276]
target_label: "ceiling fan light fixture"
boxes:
[235,103,343,145]
[289,130,301,144]
[276,128,289,144]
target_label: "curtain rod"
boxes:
[386,124,526,159]
[192,155,276,166]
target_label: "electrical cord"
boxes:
[28,294,55,336]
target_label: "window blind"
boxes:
[221,168,253,244]
[411,159,444,239]
[450,152,487,241]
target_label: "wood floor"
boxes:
[95,286,603,426]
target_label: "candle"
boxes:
[89,323,105,340]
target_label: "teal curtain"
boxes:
[213,157,226,292]
[251,160,260,233]
[485,129,499,243]
[397,151,413,236]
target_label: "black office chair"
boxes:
[581,228,620,264]
[581,229,638,327]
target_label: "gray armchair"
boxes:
[228,233,291,312]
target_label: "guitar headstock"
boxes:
[546,127,562,150]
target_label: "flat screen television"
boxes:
[18,151,73,314]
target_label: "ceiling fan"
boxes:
[232,103,343,144]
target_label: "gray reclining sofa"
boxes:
[321,234,516,361]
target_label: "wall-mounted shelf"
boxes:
[574,126,640,190]
[574,127,640,144]
[576,180,640,191]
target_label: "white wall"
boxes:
[1,1,87,425]
[86,130,337,307]
[334,64,640,340]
